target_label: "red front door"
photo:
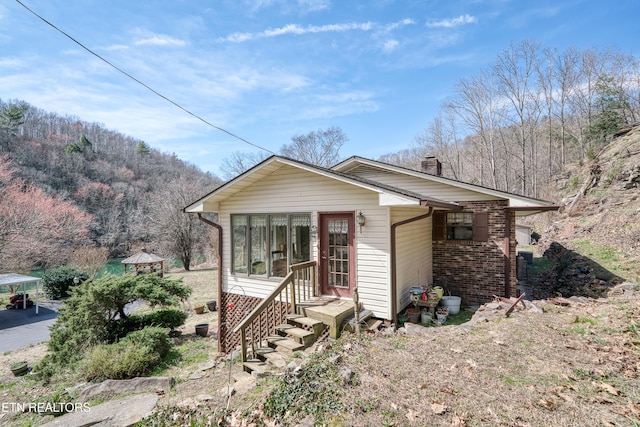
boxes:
[319,212,355,298]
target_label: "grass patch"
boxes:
[574,316,597,325]
[571,238,639,282]
[177,342,210,365]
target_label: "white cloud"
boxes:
[297,0,331,12]
[426,14,477,28]
[243,0,331,13]
[221,22,373,43]
[0,57,23,69]
[383,18,416,32]
[383,39,399,53]
[134,35,186,47]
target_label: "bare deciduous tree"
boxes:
[280,126,347,167]
[219,150,270,181]
[70,245,109,279]
[148,177,213,270]
[494,39,541,196]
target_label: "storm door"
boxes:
[319,213,355,298]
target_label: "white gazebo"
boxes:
[0,273,41,314]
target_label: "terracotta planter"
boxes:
[406,307,420,323]
[194,305,205,315]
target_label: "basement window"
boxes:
[432,211,488,242]
[446,212,473,240]
[232,213,311,277]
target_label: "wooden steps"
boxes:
[242,315,327,375]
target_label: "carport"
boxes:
[0,273,41,314]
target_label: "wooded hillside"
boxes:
[380,42,640,201]
[0,99,220,271]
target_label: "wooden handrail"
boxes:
[232,271,295,335]
[232,260,317,363]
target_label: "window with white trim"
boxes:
[231,213,311,276]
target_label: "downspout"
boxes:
[390,207,433,329]
[196,213,223,351]
[503,209,512,298]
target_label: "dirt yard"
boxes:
[1,271,638,427]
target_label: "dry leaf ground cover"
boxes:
[1,270,639,427]
[326,293,640,427]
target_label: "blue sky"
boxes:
[1,0,638,178]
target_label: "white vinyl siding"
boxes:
[220,164,391,319]
[391,208,432,313]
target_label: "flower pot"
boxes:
[195,323,209,337]
[441,296,461,315]
[206,300,217,312]
[194,305,205,315]
[420,310,432,324]
[10,361,28,376]
[436,313,447,324]
[406,307,420,323]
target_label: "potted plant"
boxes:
[10,361,28,376]
[436,306,449,324]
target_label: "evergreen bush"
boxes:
[41,266,88,299]
[82,327,171,380]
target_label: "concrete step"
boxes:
[267,335,305,353]
[255,347,288,369]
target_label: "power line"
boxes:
[15,0,275,155]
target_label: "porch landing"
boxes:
[298,297,356,339]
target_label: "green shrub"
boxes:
[42,266,88,299]
[82,327,171,381]
[121,327,172,358]
[103,309,188,342]
[140,309,188,329]
[46,273,190,370]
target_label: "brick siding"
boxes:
[432,200,517,306]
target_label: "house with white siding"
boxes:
[184,155,557,353]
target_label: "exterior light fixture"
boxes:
[356,212,366,227]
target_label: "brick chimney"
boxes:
[421,156,442,176]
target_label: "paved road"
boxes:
[0,301,62,352]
